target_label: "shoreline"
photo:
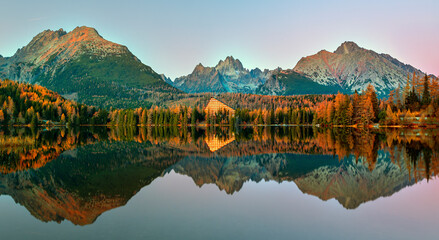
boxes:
[3,123,439,129]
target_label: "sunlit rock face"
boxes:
[293,41,425,95]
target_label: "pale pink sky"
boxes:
[0,0,438,79]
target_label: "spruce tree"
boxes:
[421,75,431,106]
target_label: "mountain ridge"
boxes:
[0,26,179,108]
[173,41,429,96]
[1,27,432,103]
[293,41,425,95]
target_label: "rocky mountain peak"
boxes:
[193,63,205,73]
[334,41,361,54]
[26,28,67,48]
[70,26,102,40]
[10,26,127,66]
[216,56,244,72]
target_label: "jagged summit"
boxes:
[334,41,362,54]
[216,56,244,71]
[217,55,236,64]
[71,26,100,35]
[193,63,206,73]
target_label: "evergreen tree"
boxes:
[191,107,197,126]
[422,75,431,106]
[365,84,379,120]
[405,86,420,111]
[403,73,411,106]
[30,114,38,126]
[362,97,375,125]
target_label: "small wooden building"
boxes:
[204,97,235,116]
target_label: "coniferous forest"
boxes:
[1,73,438,128]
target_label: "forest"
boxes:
[0,78,325,127]
[1,73,438,127]
[314,73,439,126]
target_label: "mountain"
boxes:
[174,42,428,96]
[173,56,271,93]
[293,41,424,95]
[0,26,179,108]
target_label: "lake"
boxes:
[0,126,438,239]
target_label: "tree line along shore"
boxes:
[0,73,438,128]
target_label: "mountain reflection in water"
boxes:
[0,126,438,225]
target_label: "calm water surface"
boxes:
[0,127,438,239]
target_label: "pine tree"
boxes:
[385,105,395,125]
[346,100,354,125]
[405,86,420,112]
[270,109,275,125]
[183,107,188,126]
[403,73,411,102]
[395,85,402,109]
[362,97,375,125]
[30,114,38,126]
[206,111,210,126]
[365,84,379,120]
[421,75,431,106]
[191,107,197,126]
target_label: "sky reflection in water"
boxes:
[0,126,438,239]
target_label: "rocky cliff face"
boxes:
[0,26,178,108]
[173,56,271,93]
[293,41,424,95]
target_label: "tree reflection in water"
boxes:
[0,126,438,224]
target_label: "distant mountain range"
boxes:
[173,56,270,93]
[0,26,179,108]
[0,26,434,109]
[170,41,429,96]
